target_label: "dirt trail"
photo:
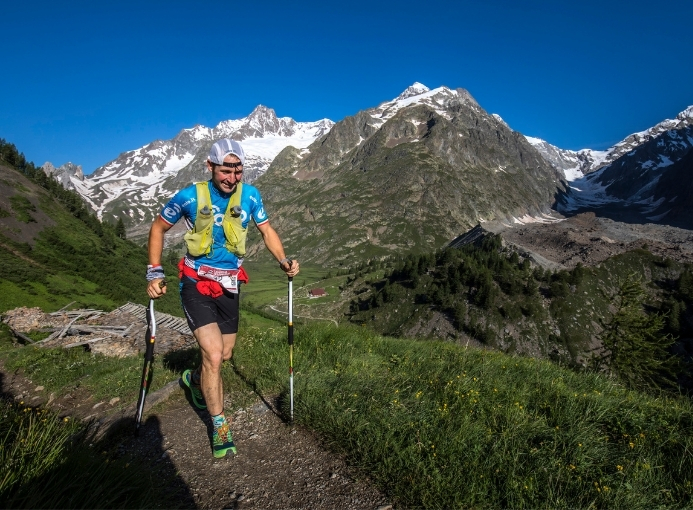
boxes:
[0,359,392,510]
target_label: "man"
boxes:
[146,138,299,458]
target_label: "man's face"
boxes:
[207,154,243,193]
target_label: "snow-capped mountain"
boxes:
[555,106,693,228]
[62,105,333,223]
[289,82,496,174]
[526,106,693,181]
[252,83,563,265]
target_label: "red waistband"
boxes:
[177,259,249,298]
[177,258,249,283]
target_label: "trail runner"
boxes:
[146,139,299,458]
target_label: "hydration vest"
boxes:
[183,182,247,257]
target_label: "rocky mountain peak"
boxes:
[247,104,279,124]
[677,105,693,122]
[396,82,430,100]
[42,161,84,189]
[528,104,693,182]
[42,161,84,180]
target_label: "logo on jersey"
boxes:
[212,205,224,226]
[212,205,247,225]
[256,207,267,221]
[161,207,176,220]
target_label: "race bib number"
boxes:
[198,265,239,293]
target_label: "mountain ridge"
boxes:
[251,85,565,265]
[46,105,334,224]
[526,105,693,180]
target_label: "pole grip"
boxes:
[288,276,293,345]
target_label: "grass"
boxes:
[2,250,691,508]
[0,279,118,313]
[231,322,693,509]
[0,324,180,406]
[2,312,692,508]
[241,259,332,308]
[0,400,176,509]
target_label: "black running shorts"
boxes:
[180,277,240,335]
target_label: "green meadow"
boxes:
[5,318,693,508]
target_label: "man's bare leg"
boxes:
[194,323,238,457]
[194,323,237,416]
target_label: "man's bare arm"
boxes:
[147,217,173,298]
[256,220,300,277]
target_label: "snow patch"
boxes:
[646,210,671,221]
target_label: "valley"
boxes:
[2,79,692,508]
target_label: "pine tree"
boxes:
[593,273,679,391]
[115,217,127,239]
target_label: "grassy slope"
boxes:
[231,322,693,508]
[0,163,181,315]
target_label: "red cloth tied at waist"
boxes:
[177,259,248,298]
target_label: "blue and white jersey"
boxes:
[159,181,268,270]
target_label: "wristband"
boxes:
[146,265,166,282]
[279,258,291,268]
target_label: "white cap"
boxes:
[208,139,245,166]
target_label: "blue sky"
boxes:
[2,0,691,174]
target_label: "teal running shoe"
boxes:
[212,421,237,458]
[181,369,206,410]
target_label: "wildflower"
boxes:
[629,442,635,449]
[578,443,582,447]
[617,465,623,471]
[569,464,576,470]
[63,417,69,422]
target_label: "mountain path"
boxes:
[0,358,392,510]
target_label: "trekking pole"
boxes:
[287,261,294,423]
[134,297,158,435]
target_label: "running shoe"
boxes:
[181,369,206,410]
[212,421,237,458]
